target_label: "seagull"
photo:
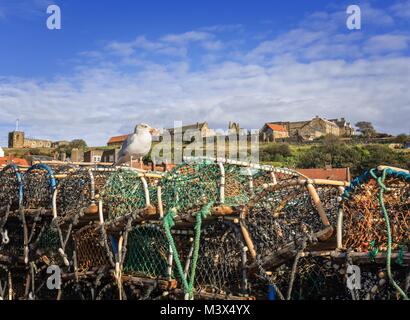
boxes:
[114,123,158,167]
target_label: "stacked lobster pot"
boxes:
[0,158,408,300]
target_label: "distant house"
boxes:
[260,123,289,142]
[272,116,340,141]
[101,148,120,164]
[405,141,410,149]
[328,118,355,137]
[70,148,84,162]
[107,134,128,147]
[0,156,29,168]
[228,122,241,135]
[168,122,213,139]
[84,150,104,163]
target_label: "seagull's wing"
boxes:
[117,134,132,158]
[114,134,133,166]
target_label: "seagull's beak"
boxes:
[149,127,159,136]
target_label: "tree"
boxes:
[355,122,376,138]
[69,139,87,150]
[395,134,409,144]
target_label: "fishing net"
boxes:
[23,165,56,209]
[192,221,247,297]
[0,165,22,210]
[123,224,170,278]
[342,169,410,251]
[73,225,113,272]
[56,168,93,219]
[102,170,159,221]
[0,264,10,300]
[1,161,409,300]
[243,183,338,260]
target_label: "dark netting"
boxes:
[192,222,246,296]
[123,224,170,279]
[0,165,22,210]
[259,256,349,300]
[244,183,333,258]
[0,264,10,300]
[0,219,24,258]
[96,279,164,300]
[29,264,60,300]
[74,225,112,272]
[56,168,92,219]
[61,278,99,300]
[92,170,113,194]
[23,167,55,209]
[34,223,61,263]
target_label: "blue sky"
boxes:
[0,0,409,146]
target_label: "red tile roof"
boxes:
[297,168,350,182]
[266,123,288,132]
[0,157,29,168]
[107,134,128,145]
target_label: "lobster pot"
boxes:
[342,175,410,251]
[0,165,22,210]
[259,256,349,300]
[92,170,114,195]
[191,222,248,297]
[123,224,170,279]
[56,169,93,219]
[102,170,159,221]
[244,183,338,259]
[23,167,55,210]
[160,161,256,218]
[0,219,24,258]
[34,224,62,264]
[73,225,112,272]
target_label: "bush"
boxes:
[260,143,292,162]
[297,143,409,176]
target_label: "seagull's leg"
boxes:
[139,157,143,169]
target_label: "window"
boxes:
[93,155,101,163]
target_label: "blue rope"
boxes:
[343,167,410,199]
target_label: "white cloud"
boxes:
[390,0,410,18]
[1,54,409,147]
[364,34,409,54]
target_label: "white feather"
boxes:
[114,124,153,166]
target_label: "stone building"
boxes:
[271,116,340,141]
[228,122,241,135]
[102,148,120,164]
[8,131,52,148]
[70,148,84,162]
[328,118,355,137]
[84,150,104,163]
[260,123,289,142]
[168,122,213,138]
